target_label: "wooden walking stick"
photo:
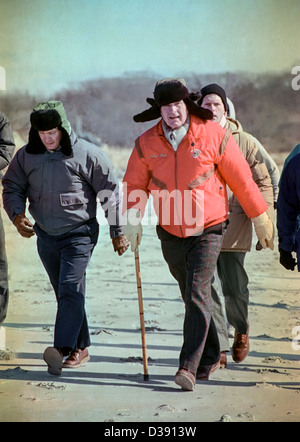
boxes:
[134,247,149,381]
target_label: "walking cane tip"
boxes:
[144,374,149,381]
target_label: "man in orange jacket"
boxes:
[122,78,274,391]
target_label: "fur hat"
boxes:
[133,78,213,122]
[26,101,72,155]
[197,83,229,112]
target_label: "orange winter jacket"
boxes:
[123,115,268,238]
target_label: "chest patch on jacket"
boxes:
[191,149,201,158]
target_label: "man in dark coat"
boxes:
[0,110,15,325]
[277,152,300,271]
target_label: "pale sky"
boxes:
[1,0,300,94]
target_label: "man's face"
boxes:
[38,127,62,151]
[160,100,188,130]
[201,94,226,123]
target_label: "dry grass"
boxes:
[101,144,132,176]
[0,349,14,360]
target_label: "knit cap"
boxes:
[198,83,229,112]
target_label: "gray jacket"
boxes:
[0,111,15,175]
[2,132,122,238]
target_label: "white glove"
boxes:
[122,208,143,252]
[251,212,274,250]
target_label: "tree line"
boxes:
[1,71,299,152]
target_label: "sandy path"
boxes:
[0,209,299,423]
[0,147,299,423]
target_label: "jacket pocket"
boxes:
[60,191,89,207]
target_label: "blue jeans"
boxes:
[157,223,226,375]
[35,219,99,353]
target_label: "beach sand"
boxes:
[0,148,299,423]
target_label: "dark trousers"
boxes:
[156,223,225,375]
[212,252,249,342]
[35,219,99,353]
[0,212,9,325]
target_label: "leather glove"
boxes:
[251,212,274,250]
[279,249,297,271]
[256,241,263,251]
[14,213,35,238]
[122,208,143,252]
[112,234,129,256]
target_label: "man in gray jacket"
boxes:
[2,101,128,375]
[0,111,15,324]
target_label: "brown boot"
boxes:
[232,330,250,363]
[63,348,90,368]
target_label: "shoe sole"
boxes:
[232,351,249,363]
[232,345,250,363]
[62,355,90,369]
[175,372,195,391]
[43,347,63,376]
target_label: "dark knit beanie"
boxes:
[134,78,213,122]
[198,83,229,112]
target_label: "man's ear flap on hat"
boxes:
[133,99,161,123]
[188,92,201,102]
[26,127,47,154]
[184,97,213,121]
[146,98,155,106]
[60,128,72,156]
